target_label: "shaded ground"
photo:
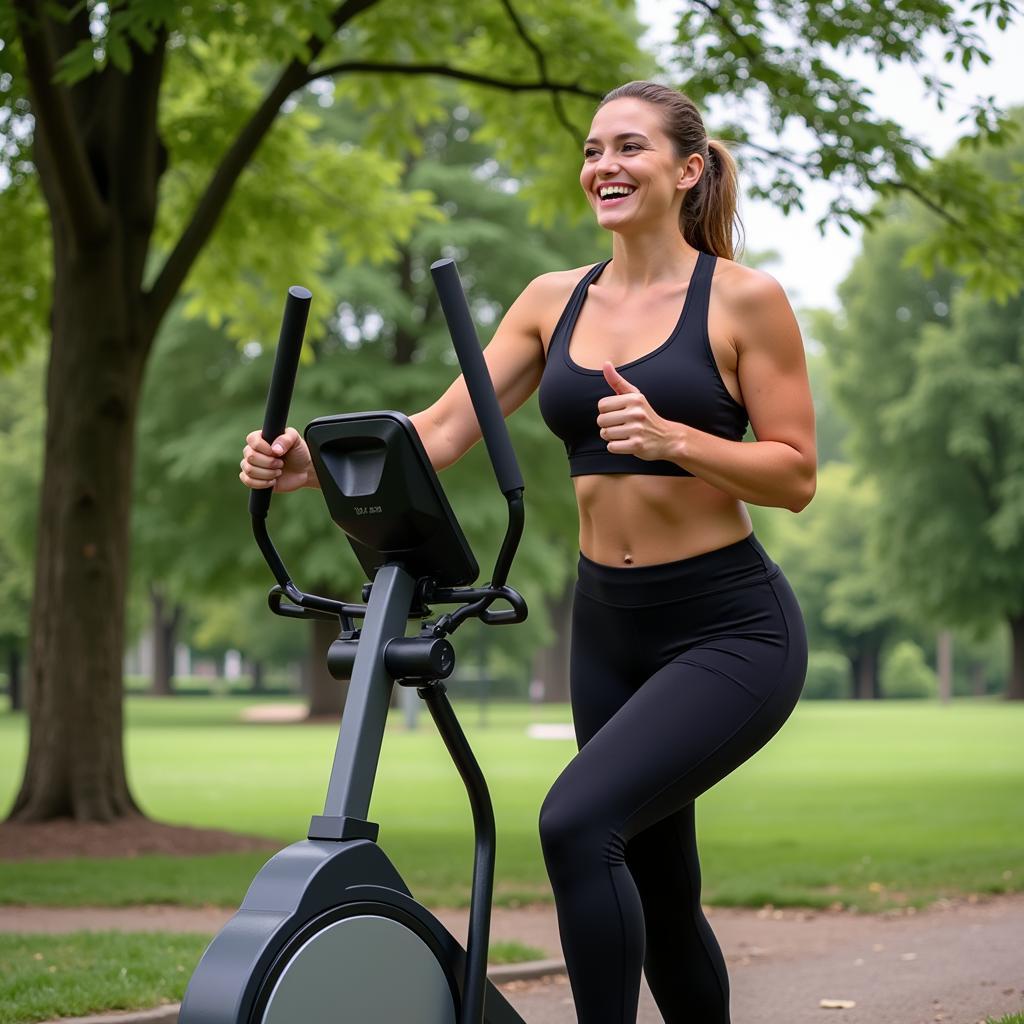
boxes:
[0,820,280,861]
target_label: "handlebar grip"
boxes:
[429,258,524,497]
[249,285,312,520]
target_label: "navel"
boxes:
[622,552,633,565]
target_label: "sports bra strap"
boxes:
[689,251,717,323]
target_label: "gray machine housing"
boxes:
[180,837,523,1023]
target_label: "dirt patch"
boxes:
[239,704,307,723]
[0,818,281,862]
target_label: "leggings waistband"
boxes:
[576,531,780,607]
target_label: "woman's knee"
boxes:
[538,788,573,853]
[538,777,596,857]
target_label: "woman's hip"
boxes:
[571,531,807,681]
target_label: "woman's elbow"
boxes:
[788,463,817,513]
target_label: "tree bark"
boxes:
[851,645,880,700]
[1007,612,1024,701]
[936,629,953,704]
[149,586,183,696]
[11,245,147,820]
[307,615,346,718]
[969,660,987,697]
[532,580,573,704]
[8,649,22,712]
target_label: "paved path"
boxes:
[6,894,1022,1023]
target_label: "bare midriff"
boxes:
[573,473,753,567]
[542,259,753,568]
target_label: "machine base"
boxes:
[178,838,524,1024]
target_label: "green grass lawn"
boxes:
[1,696,1021,912]
[0,931,547,1024]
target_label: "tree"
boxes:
[771,462,906,698]
[816,115,1024,698]
[2,0,1018,820]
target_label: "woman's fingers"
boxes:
[242,444,283,472]
[241,426,305,491]
[239,462,275,489]
[599,425,633,440]
[241,459,280,481]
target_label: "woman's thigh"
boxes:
[550,642,803,842]
[558,573,807,838]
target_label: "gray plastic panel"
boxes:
[260,914,456,1023]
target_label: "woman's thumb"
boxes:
[603,361,640,394]
[271,429,292,456]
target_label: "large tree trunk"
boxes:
[8,21,164,820]
[11,248,147,820]
[1008,613,1024,701]
[150,586,183,696]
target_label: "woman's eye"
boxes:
[583,144,639,158]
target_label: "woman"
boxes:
[241,80,815,1024]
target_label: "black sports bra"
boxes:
[537,251,748,477]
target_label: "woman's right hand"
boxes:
[240,426,314,493]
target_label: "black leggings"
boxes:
[538,531,807,1024]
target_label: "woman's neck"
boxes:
[605,232,699,291]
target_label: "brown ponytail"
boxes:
[595,82,744,261]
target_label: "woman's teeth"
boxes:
[599,189,636,205]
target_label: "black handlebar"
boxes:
[248,285,312,520]
[429,259,524,498]
[252,265,525,632]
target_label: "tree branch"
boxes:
[738,136,975,238]
[144,0,382,331]
[305,59,599,102]
[498,0,587,147]
[12,0,108,244]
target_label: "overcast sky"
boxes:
[634,1,1024,311]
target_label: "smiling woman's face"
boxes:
[580,97,702,229]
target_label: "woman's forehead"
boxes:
[588,98,662,140]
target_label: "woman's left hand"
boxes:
[596,363,682,462]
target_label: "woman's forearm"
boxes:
[408,409,457,472]
[665,423,814,513]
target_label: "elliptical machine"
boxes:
[179,258,530,1024]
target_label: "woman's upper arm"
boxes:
[427,274,555,465]
[730,268,817,484]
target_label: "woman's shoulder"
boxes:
[709,255,792,316]
[519,261,606,329]
[529,260,605,297]
[708,255,800,359]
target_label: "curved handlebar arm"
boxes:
[249,286,312,522]
[430,258,525,592]
[267,586,367,631]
